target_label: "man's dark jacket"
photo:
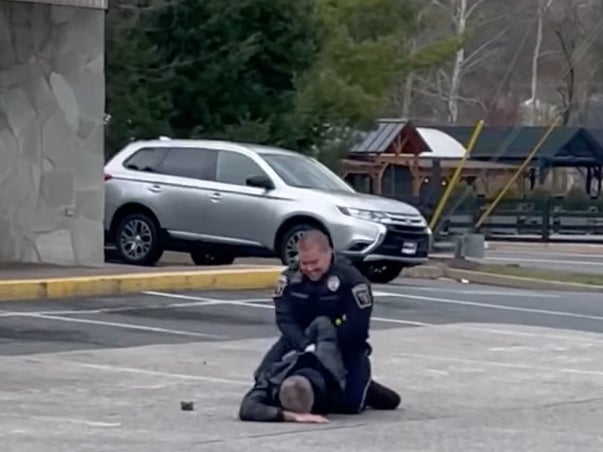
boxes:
[239,317,346,422]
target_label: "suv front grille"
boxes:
[373,226,430,258]
[386,223,428,234]
[383,212,427,235]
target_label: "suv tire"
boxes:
[114,212,163,266]
[358,261,404,284]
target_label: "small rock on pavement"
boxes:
[181,401,194,411]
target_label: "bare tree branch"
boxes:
[461,26,509,67]
[466,0,491,20]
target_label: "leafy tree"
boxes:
[290,0,461,162]
[105,0,457,165]
[105,0,173,157]
[105,0,322,155]
[146,0,322,141]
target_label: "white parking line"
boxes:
[393,351,603,377]
[386,286,558,298]
[374,291,603,323]
[0,299,221,317]
[146,291,603,345]
[145,291,430,327]
[41,361,249,386]
[20,313,227,339]
[0,413,122,428]
[143,291,269,303]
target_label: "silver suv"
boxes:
[104,139,431,283]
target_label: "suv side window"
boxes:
[123,147,167,173]
[159,147,217,181]
[216,150,269,186]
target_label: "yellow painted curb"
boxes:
[0,267,284,302]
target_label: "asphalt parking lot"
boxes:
[1,278,603,451]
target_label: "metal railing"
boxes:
[429,198,603,243]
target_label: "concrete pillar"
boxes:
[0,0,107,266]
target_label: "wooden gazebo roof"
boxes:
[342,119,524,197]
[348,119,431,157]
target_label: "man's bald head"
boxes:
[279,375,314,413]
[297,229,332,281]
[297,229,331,253]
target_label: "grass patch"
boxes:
[475,263,603,286]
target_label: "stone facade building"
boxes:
[0,0,106,266]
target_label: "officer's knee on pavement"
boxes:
[279,376,314,413]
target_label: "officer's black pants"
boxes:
[255,335,401,412]
[338,349,371,414]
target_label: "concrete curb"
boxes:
[403,265,447,279]
[403,263,603,292]
[0,267,284,302]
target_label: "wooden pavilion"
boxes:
[340,119,521,201]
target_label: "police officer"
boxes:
[255,229,400,414]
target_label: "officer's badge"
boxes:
[352,283,372,309]
[327,275,340,292]
[273,274,288,298]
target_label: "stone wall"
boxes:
[0,1,105,266]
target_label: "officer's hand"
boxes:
[304,343,316,352]
[286,412,329,423]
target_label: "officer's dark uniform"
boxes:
[255,253,393,414]
[239,317,347,422]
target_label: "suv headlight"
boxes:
[337,206,387,222]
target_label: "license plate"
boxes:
[401,241,417,255]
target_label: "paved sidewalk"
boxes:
[0,251,279,281]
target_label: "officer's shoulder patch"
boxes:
[273,274,288,298]
[351,283,372,309]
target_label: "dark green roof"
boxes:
[436,126,603,165]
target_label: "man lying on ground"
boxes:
[238,316,345,423]
[238,316,400,423]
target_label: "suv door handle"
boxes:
[210,192,221,202]
[148,184,161,193]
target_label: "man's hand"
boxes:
[283,411,329,423]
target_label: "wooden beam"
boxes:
[372,161,391,195]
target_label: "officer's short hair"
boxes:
[279,375,314,413]
[297,229,331,253]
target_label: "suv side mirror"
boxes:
[246,174,275,190]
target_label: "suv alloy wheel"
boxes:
[115,212,164,266]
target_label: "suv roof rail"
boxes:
[158,136,171,141]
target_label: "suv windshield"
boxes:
[261,153,355,192]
